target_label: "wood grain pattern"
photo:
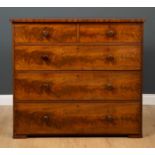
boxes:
[80,23,143,43]
[15,71,141,101]
[14,24,77,43]
[15,45,141,71]
[14,102,141,135]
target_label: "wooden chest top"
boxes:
[11,18,144,23]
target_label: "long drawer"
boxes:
[14,102,141,135]
[14,23,77,43]
[15,71,141,101]
[15,45,141,71]
[80,23,143,43]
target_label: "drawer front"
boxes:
[15,71,141,101]
[14,102,141,135]
[15,45,141,71]
[80,23,142,43]
[14,24,77,43]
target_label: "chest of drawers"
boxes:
[11,18,144,138]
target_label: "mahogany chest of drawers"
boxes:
[11,18,144,138]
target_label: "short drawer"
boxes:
[15,45,141,71]
[14,102,141,136]
[80,23,143,43]
[14,23,77,43]
[15,71,141,101]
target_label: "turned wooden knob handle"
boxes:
[41,55,49,61]
[43,115,50,126]
[105,83,114,91]
[105,115,113,122]
[42,83,50,88]
[106,30,116,37]
[106,55,114,62]
[42,30,49,38]
[43,115,49,120]
[41,83,51,92]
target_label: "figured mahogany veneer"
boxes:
[14,24,77,43]
[12,18,144,138]
[14,102,141,135]
[15,71,141,101]
[15,45,141,70]
[79,23,143,43]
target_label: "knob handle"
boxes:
[105,83,114,91]
[41,83,51,92]
[43,115,50,126]
[106,55,114,62]
[106,30,116,37]
[42,30,49,38]
[105,115,114,122]
[41,55,49,62]
[43,115,49,120]
[42,83,50,88]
